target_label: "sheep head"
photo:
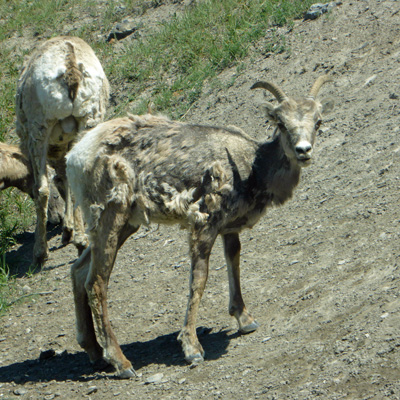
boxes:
[251,75,333,167]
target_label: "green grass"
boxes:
[0,0,315,311]
[105,0,315,118]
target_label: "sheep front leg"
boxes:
[178,228,217,364]
[223,233,259,333]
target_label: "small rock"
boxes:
[197,326,212,336]
[145,373,164,384]
[22,285,32,294]
[178,378,186,384]
[262,337,272,343]
[304,2,338,20]
[14,388,28,395]
[87,386,98,395]
[107,18,139,42]
[39,349,56,360]
[364,75,377,86]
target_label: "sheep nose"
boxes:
[295,141,312,157]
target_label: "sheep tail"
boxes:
[63,41,83,101]
[106,155,135,206]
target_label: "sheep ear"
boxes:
[321,99,334,115]
[261,102,278,122]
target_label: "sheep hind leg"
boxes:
[72,221,139,372]
[178,228,218,364]
[29,133,50,266]
[223,233,259,334]
[71,246,106,369]
[85,205,138,378]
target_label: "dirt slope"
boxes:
[1,1,400,399]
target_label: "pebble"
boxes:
[364,75,377,86]
[145,373,164,384]
[87,386,98,395]
[39,349,56,360]
[107,18,138,42]
[14,388,28,395]
[304,2,338,20]
[22,285,32,294]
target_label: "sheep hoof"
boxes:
[33,252,48,268]
[185,352,204,365]
[118,367,137,379]
[239,320,260,334]
[76,242,89,256]
[62,227,73,245]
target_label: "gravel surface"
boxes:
[1,1,400,399]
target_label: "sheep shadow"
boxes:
[0,328,237,383]
[4,223,63,277]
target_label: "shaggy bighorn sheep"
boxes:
[0,142,65,225]
[16,36,109,265]
[66,76,333,378]
[0,142,32,195]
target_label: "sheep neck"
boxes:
[248,135,301,207]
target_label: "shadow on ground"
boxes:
[0,328,237,383]
[5,224,65,277]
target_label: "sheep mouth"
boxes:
[297,157,312,166]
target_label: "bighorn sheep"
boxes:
[0,142,64,225]
[0,142,32,195]
[66,76,333,378]
[16,36,109,265]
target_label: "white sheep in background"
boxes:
[16,36,109,265]
[66,75,333,378]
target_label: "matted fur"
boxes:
[67,76,333,378]
[16,36,109,265]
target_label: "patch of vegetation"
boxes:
[105,0,315,118]
[0,0,314,308]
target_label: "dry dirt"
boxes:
[1,0,400,399]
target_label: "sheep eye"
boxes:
[315,120,322,131]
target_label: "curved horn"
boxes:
[309,75,332,99]
[250,81,288,103]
